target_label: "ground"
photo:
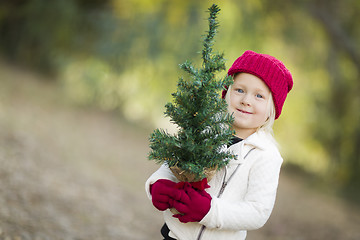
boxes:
[0,61,359,240]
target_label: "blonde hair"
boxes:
[258,93,276,133]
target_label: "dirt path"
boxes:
[0,62,359,240]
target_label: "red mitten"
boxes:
[172,183,212,223]
[175,178,210,191]
[150,179,177,211]
[190,178,210,191]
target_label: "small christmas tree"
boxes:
[148,4,235,182]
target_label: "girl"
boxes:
[145,50,293,240]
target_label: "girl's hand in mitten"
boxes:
[150,179,177,211]
[172,183,212,223]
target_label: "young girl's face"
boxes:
[227,73,272,139]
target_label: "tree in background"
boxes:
[0,0,111,73]
[1,0,359,200]
[309,0,360,197]
[262,0,360,199]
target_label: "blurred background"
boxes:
[0,0,359,239]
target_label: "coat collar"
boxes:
[227,130,274,165]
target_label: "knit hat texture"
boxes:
[223,50,293,119]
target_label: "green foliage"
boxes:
[2,0,360,199]
[0,0,108,73]
[262,0,360,199]
[148,4,235,180]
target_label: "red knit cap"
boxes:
[222,50,293,119]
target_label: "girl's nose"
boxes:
[241,94,251,106]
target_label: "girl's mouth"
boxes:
[237,108,252,114]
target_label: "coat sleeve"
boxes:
[200,152,283,231]
[145,164,178,200]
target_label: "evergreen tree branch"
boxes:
[148,4,235,180]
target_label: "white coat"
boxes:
[145,130,283,240]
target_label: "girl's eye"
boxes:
[236,89,244,93]
[256,93,263,99]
